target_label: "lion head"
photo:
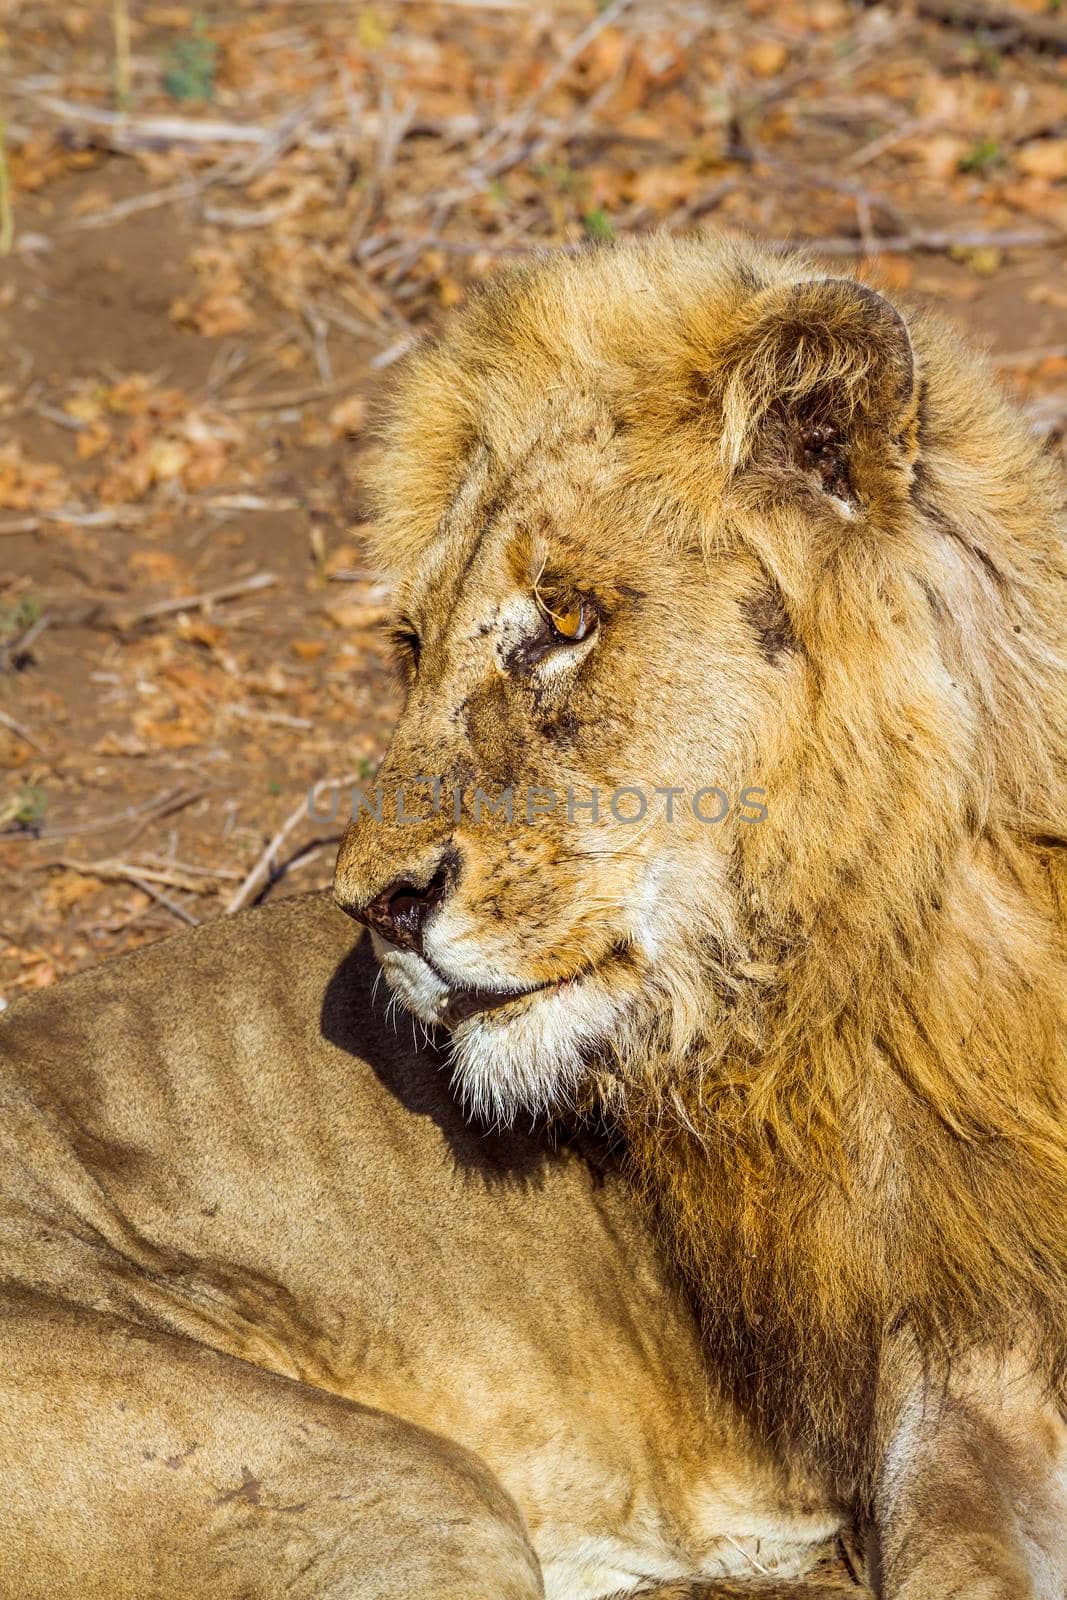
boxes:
[334,235,1065,1168]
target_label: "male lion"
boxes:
[333,233,1067,1597]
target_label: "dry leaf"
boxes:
[76,421,112,460]
[132,713,203,750]
[323,601,391,630]
[93,732,151,758]
[1017,140,1067,182]
[1027,283,1067,310]
[129,550,185,584]
[920,136,968,181]
[175,616,225,648]
[949,244,1002,276]
[0,444,70,511]
[0,729,31,769]
[291,638,326,661]
[744,40,788,78]
[328,396,368,438]
[44,870,103,910]
[171,292,255,338]
[324,541,362,577]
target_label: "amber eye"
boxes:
[545,599,595,643]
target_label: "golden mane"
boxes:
[366,233,1067,1501]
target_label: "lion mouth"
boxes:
[439,978,564,1029]
[429,943,632,1031]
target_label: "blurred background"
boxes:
[1,0,1065,998]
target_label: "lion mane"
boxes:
[358,234,1067,1502]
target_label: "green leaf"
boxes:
[583,208,615,242]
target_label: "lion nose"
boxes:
[344,855,454,954]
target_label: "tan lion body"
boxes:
[0,893,849,1598]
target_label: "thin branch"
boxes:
[33,96,278,148]
[473,0,636,173]
[843,117,938,172]
[25,785,206,843]
[370,335,418,371]
[226,772,362,915]
[65,181,197,231]
[0,118,13,256]
[915,0,1067,53]
[125,874,200,927]
[765,226,1062,256]
[118,572,278,628]
[219,377,358,412]
[992,344,1067,368]
[199,493,300,512]
[111,0,132,112]
[1,609,49,669]
[54,857,220,893]
[0,707,51,757]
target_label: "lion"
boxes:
[332,232,1067,1597]
[0,902,858,1591]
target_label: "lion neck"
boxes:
[616,822,1067,1491]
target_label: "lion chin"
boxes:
[375,936,634,1124]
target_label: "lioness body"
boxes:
[0,891,845,1598]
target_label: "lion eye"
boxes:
[551,602,585,640]
[546,600,595,643]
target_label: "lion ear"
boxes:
[716,278,919,514]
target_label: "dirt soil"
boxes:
[1,0,1065,1000]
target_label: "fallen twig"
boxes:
[767,226,1061,256]
[0,707,51,757]
[111,0,132,111]
[123,874,200,927]
[51,857,201,926]
[992,344,1067,368]
[26,785,206,843]
[843,117,939,172]
[200,493,301,513]
[370,335,419,371]
[201,194,305,229]
[1,609,49,669]
[138,854,243,881]
[66,181,198,231]
[118,572,277,629]
[54,857,222,894]
[34,96,279,148]
[226,771,362,915]
[228,705,314,732]
[349,79,420,251]
[915,0,1067,53]
[477,0,636,170]
[0,117,14,256]
[3,505,151,531]
[215,91,333,188]
[219,377,357,412]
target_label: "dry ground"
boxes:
[1,0,1065,1000]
